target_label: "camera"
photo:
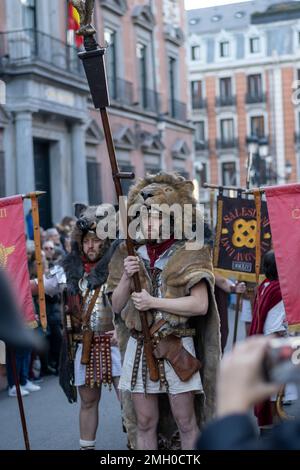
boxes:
[263,337,300,384]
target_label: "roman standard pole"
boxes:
[71,0,159,382]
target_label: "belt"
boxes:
[73,332,113,343]
[130,327,196,340]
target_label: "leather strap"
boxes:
[81,287,101,328]
[149,319,167,336]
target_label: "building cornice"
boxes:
[99,0,128,17]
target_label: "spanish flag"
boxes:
[68,1,83,48]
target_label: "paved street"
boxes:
[0,306,242,450]
[1,306,299,450]
[0,376,126,450]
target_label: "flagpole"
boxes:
[10,350,31,450]
[22,191,47,332]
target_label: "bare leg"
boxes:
[168,392,199,450]
[78,385,101,441]
[132,393,159,450]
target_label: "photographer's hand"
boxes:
[217,336,280,418]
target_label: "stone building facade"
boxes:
[188,0,300,202]
[0,0,193,227]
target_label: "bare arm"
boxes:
[215,273,246,294]
[132,281,209,317]
[111,256,140,314]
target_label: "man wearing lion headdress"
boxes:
[106,172,221,450]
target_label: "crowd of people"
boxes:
[4,216,76,397]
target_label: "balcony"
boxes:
[0,29,84,77]
[195,140,209,151]
[169,99,187,121]
[216,138,238,149]
[107,76,134,107]
[246,135,269,146]
[191,96,207,110]
[216,95,236,107]
[138,88,161,114]
[245,92,267,104]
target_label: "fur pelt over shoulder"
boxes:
[61,239,121,294]
[106,240,221,449]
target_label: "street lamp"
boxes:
[246,136,269,187]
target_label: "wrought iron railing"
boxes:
[216,137,238,149]
[107,76,134,106]
[0,29,84,76]
[245,92,267,104]
[169,98,187,121]
[216,95,236,107]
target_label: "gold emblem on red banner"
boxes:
[0,243,15,268]
[292,208,300,219]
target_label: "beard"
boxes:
[84,250,101,262]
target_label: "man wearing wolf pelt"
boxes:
[106,172,221,450]
[43,203,121,450]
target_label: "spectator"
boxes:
[43,240,56,269]
[197,336,300,450]
[249,250,297,427]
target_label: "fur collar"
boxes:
[62,240,121,294]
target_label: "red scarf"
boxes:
[146,238,176,269]
[250,278,282,427]
[81,256,97,274]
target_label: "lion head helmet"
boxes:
[127,172,204,243]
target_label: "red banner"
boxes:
[0,196,35,325]
[265,184,300,331]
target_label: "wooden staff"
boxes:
[72,0,159,382]
[22,191,47,331]
[232,292,242,345]
[9,350,30,450]
[209,189,215,234]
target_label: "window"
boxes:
[104,27,117,99]
[220,41,230,58]
[250,37,260,54]
[191,80,203,109]
[222,162,237,186]
[169,56,177,116]
[87,161,102,205]
[195,121,205,141]
[220,77,232,99]
[191,45,201,61]
[22,0,36,29]
[248,74,262,97]
[0,151,5,197]
[251,116,265,138]
[120,164,134,196]
[220,119,234,142]
[137,43,148,107]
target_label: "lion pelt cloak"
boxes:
[106,240,221,449]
